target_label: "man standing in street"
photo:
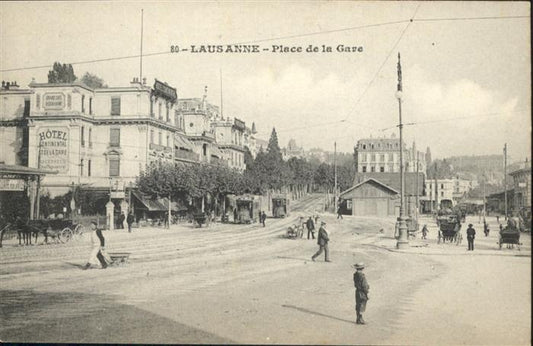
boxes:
[118,211,125,229]
[421,224,428,239]
[466,223,476,251]
[127,212,134,233]
[337,205,343,219]
[261,211,266,227]
[353,262,370,324]
[306,216,315,239]
[312,221,330,262]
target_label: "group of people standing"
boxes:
[115,211,136,232]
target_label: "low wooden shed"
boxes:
[339,178,399,216]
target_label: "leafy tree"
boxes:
[80,72,107,88]
[48,62,77,83]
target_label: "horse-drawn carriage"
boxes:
[437,212,462,244]
[498,219,522,250]
[0,218,84,247]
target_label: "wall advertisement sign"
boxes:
[0,179,25,191]
[38,127,69,173]
[43,93,65,110]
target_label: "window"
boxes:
[380,154,385,162]
[441,184,444,189]
[81,126,85,146]
[389,153,394,161]
[166,103,170,122]
[380,166,385,172]
[166,135,170,147]
[110,128,120,147]
[88,160,92,176]
[36,94,40,109]
[150,97,154,117]
[441,191,444,197]
[388,163,394,172]
[88,128,92,147]
[362,144,366,149]
[150,130,154,143]
[362,166,367,172]
[80,159,84,176]
[111,97,121,116]
[82,95,85,113]
[371,154,376,161]
[67,94,72,108]
[109,156,120,177]
[158,132,162,145]
[158,102,162,119]
[203,144,207,156]
[371,166,375,172]
[24,100,30,117]
[89,98,92,115]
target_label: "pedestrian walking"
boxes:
[311,221,330,262]
[421,224,428,239]
[337,206,343,219]
[83,221,108,269]
[353,262,369,325]
[127,212,134,233]
[261,211,266,227]
[466,223,476,251]
[306,216,315,239]
[483,220,490,237]
[118,211,125,229]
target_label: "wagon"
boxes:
[108,252,131,266]
[33,219,85,243]
[437,215,461,244]
[286,224,303,239]
[498,227,521,250]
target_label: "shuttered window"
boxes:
[109,157,120,177]
[110,128,120,147]
[111,97,121,115]
[36,94,40,109]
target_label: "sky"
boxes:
[1,1,530,161]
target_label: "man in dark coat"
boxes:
[466,223,476,251]
[261,211,266,227]
[312,221,330,262]
[118,211,125,229]
[353,262,370,324]
[306,216,315,239]
[127,212,135,233]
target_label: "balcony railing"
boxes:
[175,148,199,161]
[149,143,172,153]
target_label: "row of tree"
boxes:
[137,129,355,212]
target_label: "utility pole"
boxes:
[395,53,408,249]
[140,9,144,82]
[334,141,337,214]
[504,143,508,220]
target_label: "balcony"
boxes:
[175,148,199,162]
[149,143,172,153]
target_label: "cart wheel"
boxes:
[60,228,73,243]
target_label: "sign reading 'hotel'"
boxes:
[38,127,69,173]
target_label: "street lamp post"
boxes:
[396,53,409,249]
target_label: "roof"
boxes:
[340,178,399,197]
[0,163,56,176]
[352,172,425,196]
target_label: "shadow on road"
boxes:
[281,304,356,325]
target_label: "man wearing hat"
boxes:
[311,221,330,262]
[353,262,370,324]
[466,223,476,251]
[83,221,108,269]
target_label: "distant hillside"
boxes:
[447,155,503,174]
